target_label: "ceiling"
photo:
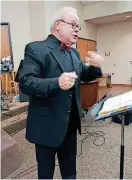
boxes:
[85,11,132,25]
[80,1,132,25]
[80,1,103,6]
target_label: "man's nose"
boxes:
[75,28,79,33]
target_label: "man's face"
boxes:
[56,11,80,45]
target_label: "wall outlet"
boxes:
[128,60,132,65]
[130,77,132,84]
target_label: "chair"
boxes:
[8,71,18,95]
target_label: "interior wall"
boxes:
[97,19,132,84]
[1,1,97,70]
[1,1,31,70]
[44,1,97,41]
[28,1,46,41]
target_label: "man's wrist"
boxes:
[48,77,60,93]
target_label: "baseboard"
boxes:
[99,84,132,88]
[99,86,107,88]
[112,84,132,87]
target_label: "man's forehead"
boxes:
[63,12,79,23]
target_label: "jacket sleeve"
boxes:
[76,51,102,82]
[19,44,59,98]
[81,62,102,82]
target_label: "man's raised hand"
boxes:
[59,71,78,90]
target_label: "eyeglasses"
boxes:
[59,20,81,31]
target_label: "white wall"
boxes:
[1,1,31,70]
[1,1,97,70]
[28,1,46,41]
[44,1,97,41]
[84,1,132,20]
[97,20,132,84]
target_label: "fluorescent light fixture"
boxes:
[126,15,130,18]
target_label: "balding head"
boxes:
[50,7,78,30]
[51,7,81,45]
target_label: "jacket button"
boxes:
[68,110,70,113]
[69,94,72,98]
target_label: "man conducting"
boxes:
[19,7,104,179]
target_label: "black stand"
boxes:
[119,114,125,180]
[87,94,132,180]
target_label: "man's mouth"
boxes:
[73,35,78,39]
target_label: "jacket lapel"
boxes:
[48,43,66,72]
[46,35,80,76]
[70,50,80,77]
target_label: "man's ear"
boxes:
[55,20,60,31]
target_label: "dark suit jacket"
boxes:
[19,34,102,147]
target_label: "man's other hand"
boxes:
[86,51,104,67]
[59,72,78,90]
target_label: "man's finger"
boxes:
[66,72,78,79]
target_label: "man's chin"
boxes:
[71,39,78,44]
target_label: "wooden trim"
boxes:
[99,86,107,88]
[112,84,132,87]
[8,23,14,68]
[77,37,96,42]
[1,22,14,68]
[100,84,132,88]
[1,22,9,25]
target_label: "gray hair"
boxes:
[50,7,78,31]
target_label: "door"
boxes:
[77,38,97,62]
[76,39,87,62]
[0,23,14,93]
[0,24,11,59]
[87,40,96,52]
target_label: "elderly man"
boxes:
[19,7,104,179]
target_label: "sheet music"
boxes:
[98,91,132,115]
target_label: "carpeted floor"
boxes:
[5,86,132,179]
[6,116,132,179]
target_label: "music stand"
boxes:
[87,94,132,179]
